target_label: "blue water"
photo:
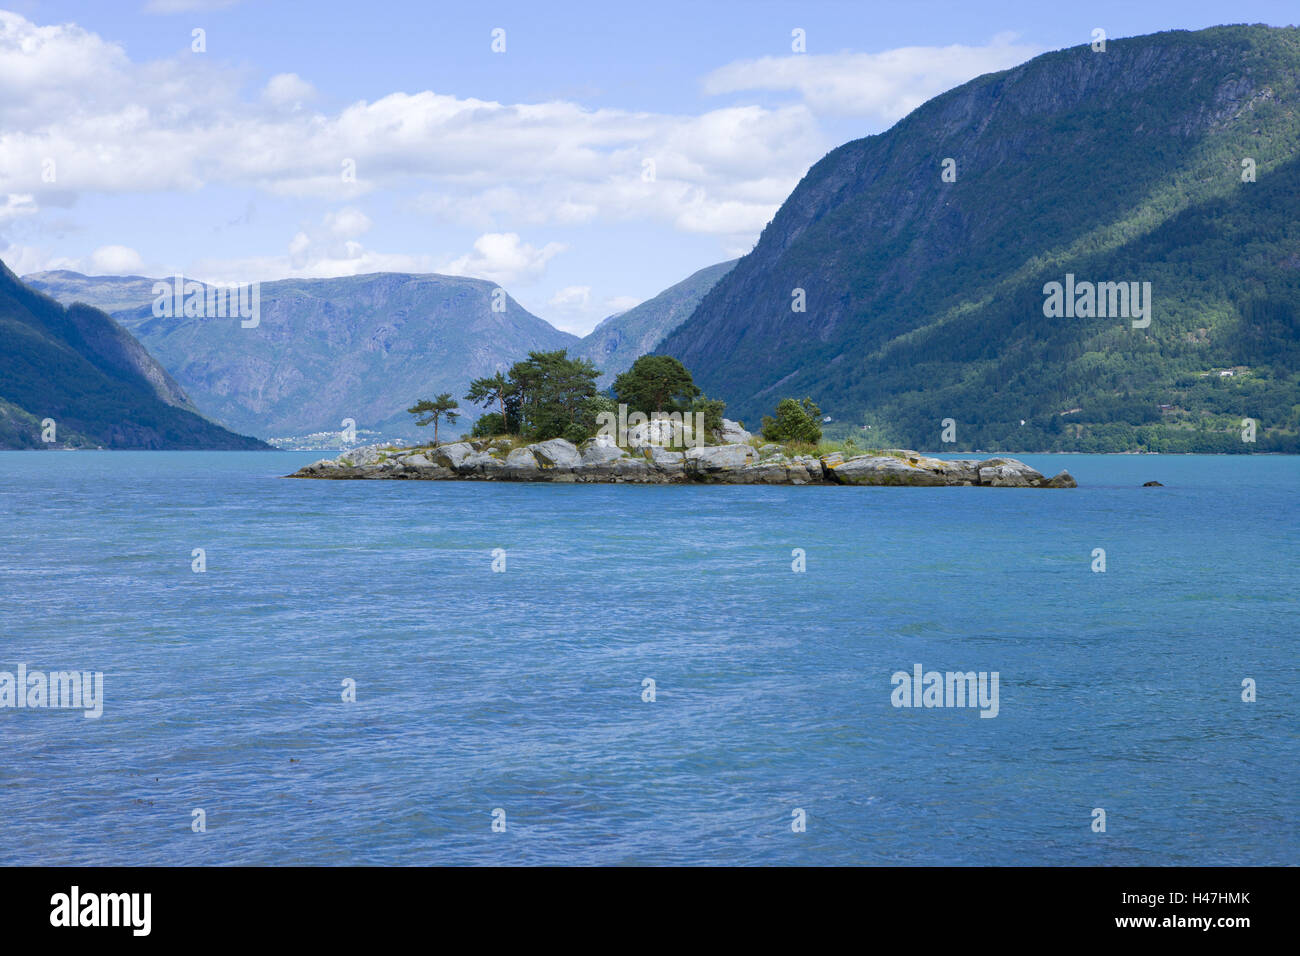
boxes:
[0,451,1295,865]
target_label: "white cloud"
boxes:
[0,244,76,276]
[0,11,1046,284]
[548,285,591,311]
[189,212,438,283]
[702,34,1042,123]
[323,208,371,239]
[443,233,565,287]
[0,11,821,248]
[604,295,640,313]
[89,244,145,274]
[0,193,37,224]
[263,72,315,108]
[143,0,242,13]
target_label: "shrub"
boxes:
[471,412,506,438]
[761,397,823,443]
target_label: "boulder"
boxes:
[741,461,806,484]
[684,443,754,478]
[530,438,582,470]
[831,455,949,486]
[504,447,540,477]
[1044,471,1078,488]
[758,443,783,458]
[457,449,504,476]
[337,444,388,467]
[628,417,693,449]
[1142,480,1164,487]
[579,439,628,466]
[977,458,1045,488]
[429,441,475,470]
[715,418,752,444]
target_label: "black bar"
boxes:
[0,865,1282,942]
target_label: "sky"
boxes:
[1,0,1296,334]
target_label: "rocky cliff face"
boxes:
[658,25,1300,452]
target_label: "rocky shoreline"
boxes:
[287,425,1077,488]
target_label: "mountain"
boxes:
[659,25,1300,453]
[26,271,581,442]
[26,261,737,442]
[20,272,162,316]
[574,259,737,387]
[0,261,267,449]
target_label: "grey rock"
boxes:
[531,438,582,470]
[715,418,752,444]
[977,458,1045,488]
[579,440,628,466]
[430,441,475,470]
[643,445,685,467]
[831,455,949,486]
[627,417,695,450]
[684,443,755,477]
[505,447,540,475]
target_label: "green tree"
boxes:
[408,392,460,444]
[470,412,506,438]
[465,372,516,432]
[690,395,727,438]
[613,355,701,415]
[507,350,602,441]
[761,397,823,444]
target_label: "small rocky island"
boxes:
[288,420,1076,488]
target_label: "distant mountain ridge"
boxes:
[659,25,1300,452]
[26,261,737,441]
[0,262,267,449]
[574,259,737,388]
[27,270,580,441]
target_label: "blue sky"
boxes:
[1,0,1295,333]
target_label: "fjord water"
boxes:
[0,451,1295,866]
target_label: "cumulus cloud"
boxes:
[702,33,1042,123]
[262,72,315,108]
[548,285,591,311]
[0,11,1045,285]
[0,244,75,276]
[0,193,37,225]
[0,11,820,247]
[89,244,145,274]
[322,208,372,239]
[442,233,565,287]
[188,211,437,283]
